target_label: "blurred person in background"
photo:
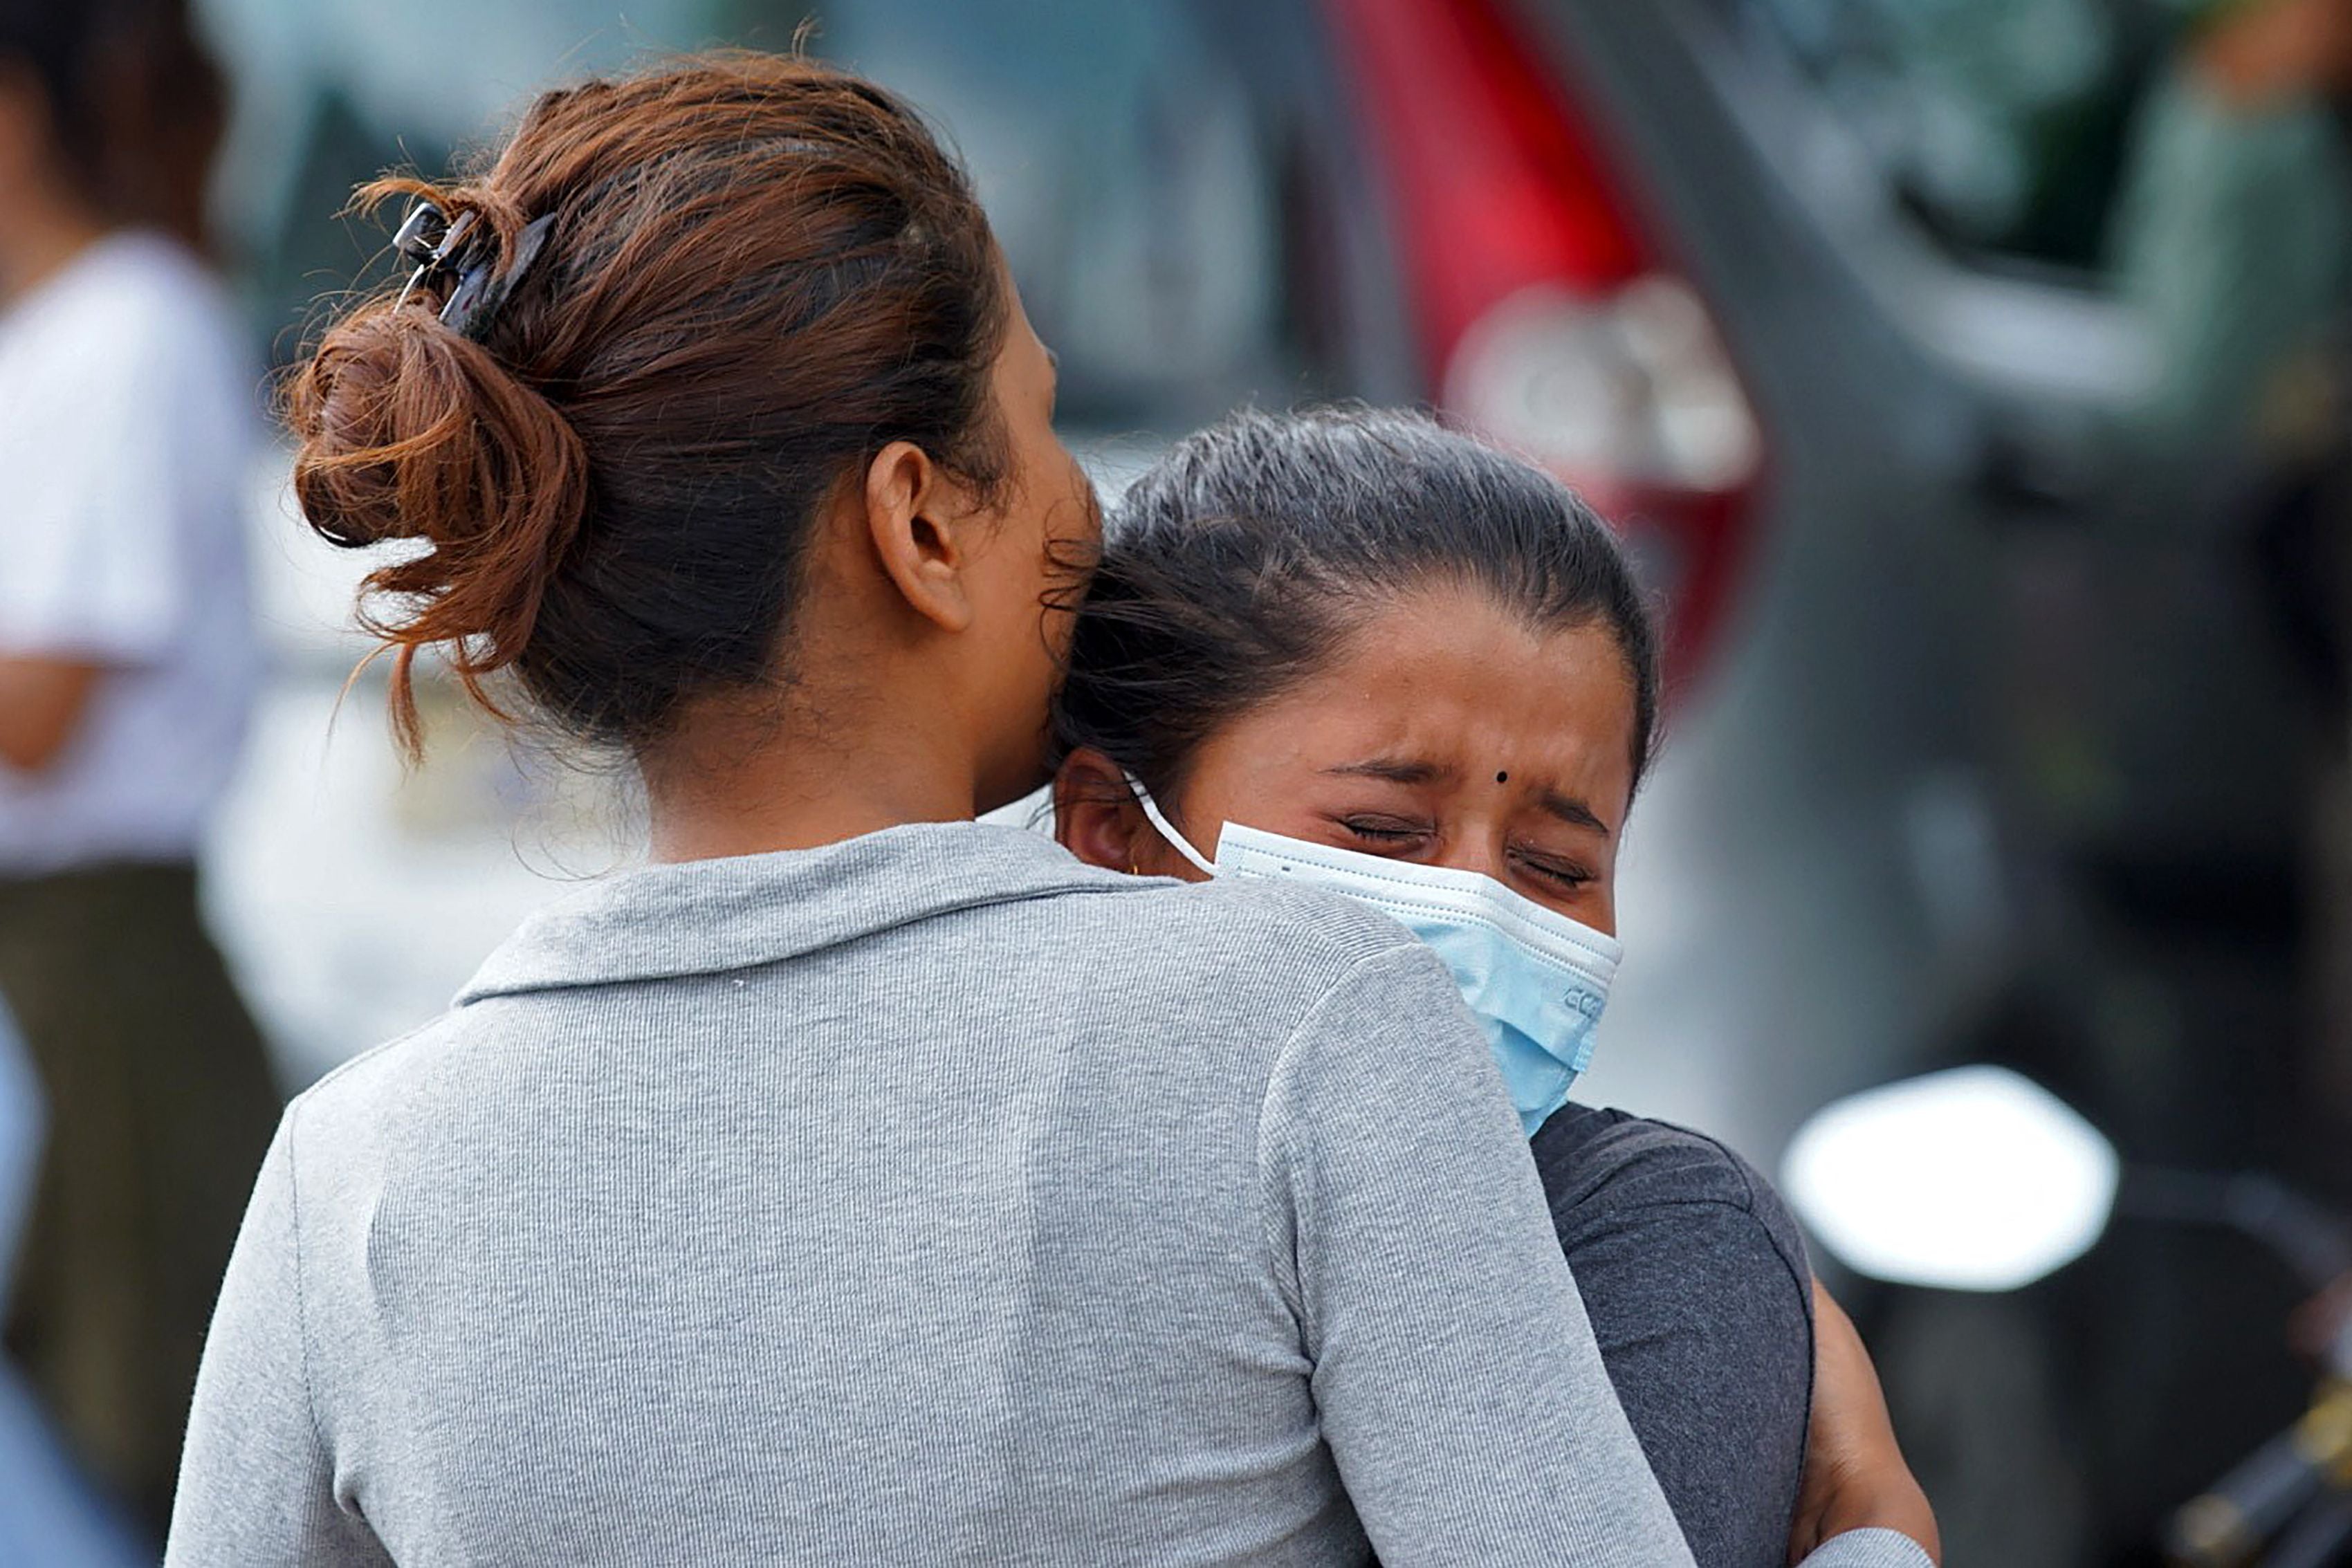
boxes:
[0,0,281,1539]
[2108,0,2352,448]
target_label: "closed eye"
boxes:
[1337,816,1429,849]
[1514,851,1596,889]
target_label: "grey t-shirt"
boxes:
[1535,1105,1817,1568]
[167,824,1924,1568]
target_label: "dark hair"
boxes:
[0,0,111,181]
[288,52,1009,757]
[1054,405,1661,798]
[0,0,226,245]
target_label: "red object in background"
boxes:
[1325,0,1769,691]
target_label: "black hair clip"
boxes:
[393,202,557,342]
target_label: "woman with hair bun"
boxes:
[171,53,1934,1567]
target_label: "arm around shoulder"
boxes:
[1261,939,1696,1567]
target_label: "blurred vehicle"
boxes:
[1786,1067,2352,1568]
[192,0,2342,1557]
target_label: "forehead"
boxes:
[1225,585,1640,801]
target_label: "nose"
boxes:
[1439,834,1508,883]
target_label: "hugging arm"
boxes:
[1265,943,1933,1568]
[1263,941,1696,1565]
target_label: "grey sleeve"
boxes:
[1261,941,1699,1566]
[164,1114,392,1568]
[1799,1529,1937,1568]
[1261,946,1935,1568]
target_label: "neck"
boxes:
[0,185,106,306]
[641,688,980,863]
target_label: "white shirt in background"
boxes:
[0,230,260,876]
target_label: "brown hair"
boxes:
[288,52,1010,756]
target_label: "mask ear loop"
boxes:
[1122,774,1220,876]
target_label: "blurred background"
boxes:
[1,0,2346,1560]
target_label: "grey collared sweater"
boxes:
[167,822,1927,1567]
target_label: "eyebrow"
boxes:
[1325,757,1614,836]
[1536,789,1612,836]
[1321,758,1456,786]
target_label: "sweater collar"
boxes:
[457,820,1121,1003]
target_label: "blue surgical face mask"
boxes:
[1128,780,1619,1136]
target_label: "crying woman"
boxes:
[1052,406,1876,1568]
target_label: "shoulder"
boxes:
[1017,864,1495,1143]
[1536,1109,1820,1567]
[76,232,239,331]
[275,1011,482,1199]
[1532,1105,1812,1284]
[1050,860,1437,1020]
[295,859,1436,1151]
[1116,873,1480,1067]
[1,233,248,404]
[1099,867,1422,970]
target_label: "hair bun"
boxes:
[286,53,1009,759]
[288,261,588,748]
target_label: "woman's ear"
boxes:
[1053,747,1150,873]
[862,439,976,633]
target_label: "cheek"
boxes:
[1594,896,1622,941]
[1572,840,1626,934]
[1042,445,1099,546]
[1171,729,1327,842]
[1023,472,1099,658]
